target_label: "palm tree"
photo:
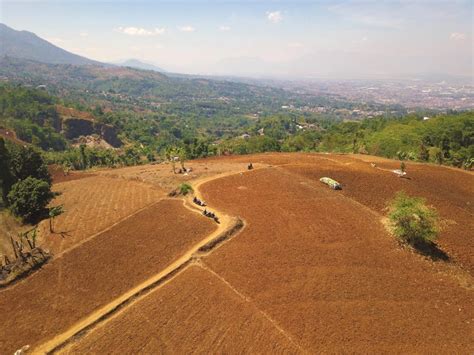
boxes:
[176,147,187,171]
[49,205,64,233]
[165,146,177,174]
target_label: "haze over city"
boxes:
[1,0,472,79]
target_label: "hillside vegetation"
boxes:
[0,83,472,170]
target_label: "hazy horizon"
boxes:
[1,0,472,80]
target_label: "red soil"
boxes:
[1,153,472,353]
[61,265,300,354]
[0,199,216,354]
[199,160,473,353]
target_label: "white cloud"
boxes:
[79,32,88,37]
[219,25,231,32]
[115,27,165,36]
[288,42,303,48]
[450,32,466,41]
[178,25,195,32]
[267,11,283,24]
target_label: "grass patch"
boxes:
[388,191,448,261]
[178,183,193,196]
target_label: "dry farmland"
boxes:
[0,153,473,354]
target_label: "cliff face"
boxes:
[96,123,122,148]
[62,118,121,147]
[62,118,94,139]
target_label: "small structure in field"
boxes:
[392,169,407,178]
[320,177,342,190]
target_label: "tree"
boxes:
[8,145,51,185]
[176,147,187,171]
[79,144,87,170]
[165,146,177,174]
[48,205,64,233]
[8,177,55,223]
[0,138,13,204]
[388,192,439,247]
[418,143,429,162]
[428,147,443,165]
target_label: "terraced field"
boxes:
[0,199,216,353]
[38,175,165,255]
[1,153,473,354]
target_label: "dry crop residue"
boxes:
[0,199,216,354]
[37,175,164,255]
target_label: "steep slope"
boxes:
[0,23,101,65]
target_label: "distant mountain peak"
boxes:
[0,23,102,65]
[115,58,166,73]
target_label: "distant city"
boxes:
[279,78,474,111]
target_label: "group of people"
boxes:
[203,209,220,224]
[178,167,192,174]
[193,196,206,207]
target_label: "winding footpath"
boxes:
[34,168,253,354]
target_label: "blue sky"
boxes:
[1,0,472,78]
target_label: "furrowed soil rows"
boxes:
[0,199,216,354]
[38,176,164,254]
[282,155,474,272]
[199,163,473,353]
[60,265,301,354]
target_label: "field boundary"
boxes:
[35,170,251,354]
[199,263,308,354]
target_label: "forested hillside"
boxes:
[0,84,472,170]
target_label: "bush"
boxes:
[179,183,193,196]
[388,192,439,246]
[7,177,55,222]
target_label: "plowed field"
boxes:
[1,153,473,354]
[38,176,164,255]
[198,157,473,353]
[60,265,301,354]
[0,199,216,353]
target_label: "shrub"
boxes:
[179,183,193,196]
[428,147,443,164]
[7,177,55,222]
[388,191,439,246]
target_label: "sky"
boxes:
[1,0,472,79]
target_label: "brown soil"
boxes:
[38,176,164,255]
[95,159,265,192]
[280,154,474,273]
[60,265,300,354]
[56,106,95,121]
[198,158,473,353]
[48,165,94,184]
[0,199,216,354]
[0,128,27,145]
[1,153,472,354]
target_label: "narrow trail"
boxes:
[34,168,256,354]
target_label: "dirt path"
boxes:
[34,169,253,354]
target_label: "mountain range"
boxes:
[114,59,166,73]
[0,23,101,65]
